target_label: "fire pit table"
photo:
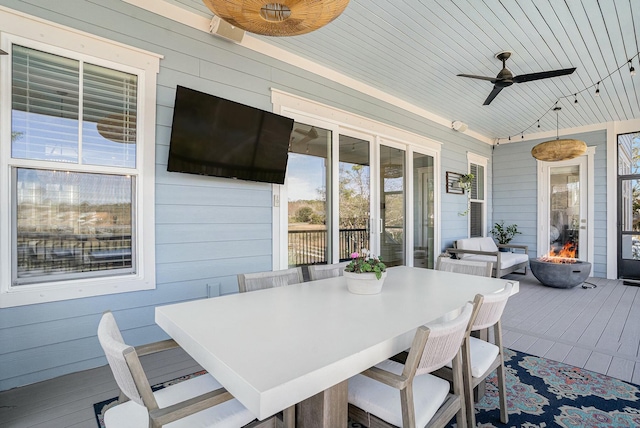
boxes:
[529,258,591,288]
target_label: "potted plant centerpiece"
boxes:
[343,249,387,294]
[490,220,521,251]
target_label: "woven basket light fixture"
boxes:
[97,113,137,144]
[202,0,350,36]
[531,106,586,162]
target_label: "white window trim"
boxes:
[271,89,442,270]
[0,7,162,307]
[467,152,488,238]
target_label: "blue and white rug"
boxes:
[94,349,640,427]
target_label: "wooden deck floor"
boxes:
[1,273,639,428]
[501,272,640,385]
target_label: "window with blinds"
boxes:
[9,45,138,285]
[469,162,485,238]
[11,45,137,167]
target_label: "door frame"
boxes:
[272,90,442,270]
[536,146,595,271]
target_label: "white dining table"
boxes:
[155,266,518,428]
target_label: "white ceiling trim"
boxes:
[120,0,493,145]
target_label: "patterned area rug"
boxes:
[94,349,640,428]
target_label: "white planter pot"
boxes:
[343,270,387,295]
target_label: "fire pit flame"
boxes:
[539,242,577,264]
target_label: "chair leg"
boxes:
[400,384,416,428]
[451,350,467,428]
[460,338,474,428]
[495,322,508,424]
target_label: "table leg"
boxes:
[295,380,348,428]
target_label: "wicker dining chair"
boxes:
[436,282,514,427]
[97,311,276,428]
[237,267,304,293]
[307,261,350,281]
[348,302,477,428]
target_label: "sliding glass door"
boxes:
[283,120,437,270]
[412,151,435,269]
[286,123,332,267]
[338,135,371,261]
[380,144,405,267]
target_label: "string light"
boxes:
[498,51,639,142]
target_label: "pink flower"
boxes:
[350,252,359,259]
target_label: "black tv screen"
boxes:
[167,86,294,184]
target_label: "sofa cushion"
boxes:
[456,237,498,259]
[464,252,529,269]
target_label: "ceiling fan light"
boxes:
[202,0,350,37]
[531,138,587,162]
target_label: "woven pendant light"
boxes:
[202,0,350,36]
[531,106,586,162]
[97,113,137,144]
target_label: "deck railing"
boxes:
[16,232,132,277]
[288,228,369,266]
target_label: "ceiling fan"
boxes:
[458,51,576,105]
[293,127,319,145]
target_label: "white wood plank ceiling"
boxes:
[173,0,640,141]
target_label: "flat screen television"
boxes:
[167,85,294,184]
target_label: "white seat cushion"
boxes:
[348,359,450,427]
[445,336,499,378]
[104,374,256,428]
[456,237,500,258]
[455,237,482,259]
[464,252,528,269]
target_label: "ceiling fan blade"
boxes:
[483,85,504,105]
[513,67,576,83]
[457,74,497,83]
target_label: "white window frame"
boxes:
[467,152,488,238]
[0,7,161,307]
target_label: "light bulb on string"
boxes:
[595,82,600,96]
[630,60,636,76]
[574,93,578,104]
[537,120,540,128]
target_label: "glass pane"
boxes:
[469,201,483,238]
[618,132,640,175]
[549,165,580,257]
[339,135,370,261]
[470,164,485,200]
[621,234,640,260]
[412,152,434,268]
[15,168,134,284]
[620,178,640,232]
[12,45,80,163]
[287,124,331,267]
[380,145,405,267]
[83,63,138,168]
